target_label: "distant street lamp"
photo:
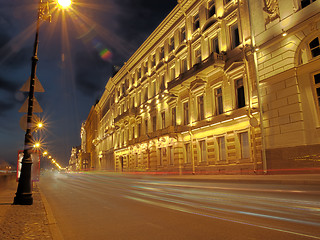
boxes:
[14,0,71,205]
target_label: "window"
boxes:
[137,68,141,79]
[169,37,175,52]
[235,79,245,108]
[169,146,174,165]
[145,119,148,133]
[215,87,223,115]
[172,107,176,126]
[184,143,191,164]
[208,0,216,18]
[239,132,250,159]
[184,102,189,125]
[313,73,320,109]
[153,116,157,132]
[211,37,219,54]
[198,95,205,120]
[218,136,226,161]
[143,62,148,76]
[309,37,320,58]
[152,81,156,97]
[144,87,148,102]
[138,123,141,138]
[151,55,155,68]
[181,26,186,42]
[224,0,232,4]
[160,46,164,59]
[199,140,207,162]
[195,47,201,64]
[161,112,165,129]
[301,0,317,8]
[160,75,165,92]
[181,58,188,73]
[193,14,200,31]
[158,148,163,166]
[132,126,135,139]
[170,66,175,81]
[230,23,240,49]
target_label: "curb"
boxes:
[39,188,64,240]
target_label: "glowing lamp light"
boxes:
[57,0,72,8]
[37,122,43,128]
[34,142,41,148]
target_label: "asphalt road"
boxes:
[39,171,320,240]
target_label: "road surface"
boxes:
[39,171,320,240]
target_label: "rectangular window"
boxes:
[193,14,200,31]
[195,47,201,64]
[215,87,223,115]
[208,0,216,18]
[198,95,205,120]
[151,55,155,68]
[169,37,175,52]
[161,112,165,129]
[158,148,163,166]
[240,132,250,159]
[184,102,189,125]
[145,119,148,133]
[181,58,188,73]
[218,136,226,161]
[170,66,175,81]
[137,68,141,79]
[172,107,176,126]
[153,116,157,132]
[132,126,135,139]
[160,75,165,91]
[138,123,141,138]
[236,79,245,108]
[309,37,320,58]
[169,146,174,165]
[160,46,164,59]
[152,81,156,97]
[184,143,191,164]
[199,140,207,162]
[143,63,148,76]
[231,23,240,49]
[181,26,186,42]
[144,87,148,102]
[211,37,219,54]
[313,73,320,108]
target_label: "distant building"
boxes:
[82,0,320,174]
[68,146,81,171]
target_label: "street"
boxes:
[39,171,320,240]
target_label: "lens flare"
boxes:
[58,0,72,8]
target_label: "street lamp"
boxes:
[14,0,71,205]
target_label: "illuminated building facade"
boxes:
[82,0,320,174]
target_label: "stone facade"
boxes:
[81,0,320,174]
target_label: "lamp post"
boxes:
[14,0,51,205]
[14,0,71,205]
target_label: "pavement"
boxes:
[0,172,319,240]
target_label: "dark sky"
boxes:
[0,0,176,167]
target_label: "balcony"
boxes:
[168,52,225,91]
[114,107,138,123]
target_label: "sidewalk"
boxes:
[0,180,53,240]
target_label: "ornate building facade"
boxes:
[81,0,320,174]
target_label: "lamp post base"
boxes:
[13,193,33,205]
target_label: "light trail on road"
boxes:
[39,172,320,240]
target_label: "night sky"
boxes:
[0,0,176,167]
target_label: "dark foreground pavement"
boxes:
[0,173,320,239]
